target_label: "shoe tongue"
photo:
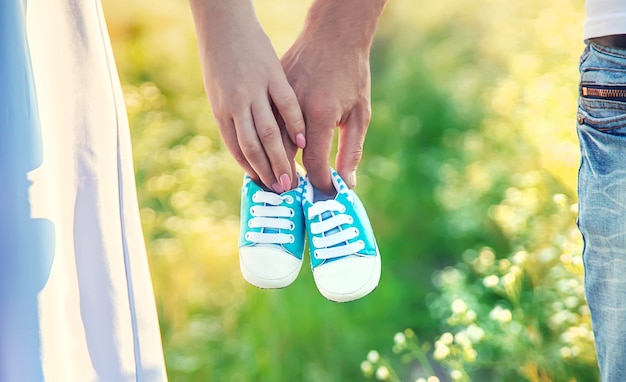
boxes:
[313,186,337,203]
[319,211,341,243]
[320,211,334,225]
[261,198,282,235]
[265,227,279,234]
[313,186,340,236]
[316,209,350,263]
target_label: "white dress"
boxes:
[0,0,167,380]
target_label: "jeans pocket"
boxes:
[578,98,626,133]
[579,69,626,133]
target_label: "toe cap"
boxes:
[313,255,381,302]
[239,245,303,289]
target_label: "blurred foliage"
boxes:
[364,193,595,381]
[103,0,594,380]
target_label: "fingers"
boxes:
[269,78,307,150]
[251,101,293,191]
[336,106,370,189]
[273,106,300,189]
[215,86,300,193]
[302,111,335,194]
[232,110,285,193]
[215,116,260,180]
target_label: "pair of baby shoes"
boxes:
[238,169,380,303]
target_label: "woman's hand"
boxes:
[190,0,305,192]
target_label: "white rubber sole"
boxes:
[239,245,303,289]
[312,253,381,303]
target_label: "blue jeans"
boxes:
[578,42,626,382]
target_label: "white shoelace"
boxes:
[308,199,365,259]
[246,190,295,245]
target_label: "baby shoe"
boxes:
[239,174,306,289]
[302,169,381,302]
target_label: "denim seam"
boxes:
[581,68,626,76]
[580,44,591,67]
[590,42,626,59]
[580,101,626,112]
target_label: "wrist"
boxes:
[301,0,388,52]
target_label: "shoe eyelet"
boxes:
[289,234,295,243]
[358,240,365,248]
[289,222,295,230]
[340,205,346,213]
[313,250,319,259]
[248,220,253,228]
[288,208,295,217]
[284,195,294,204]
[245,233,251,240]
[347,216,354,224]
[249,207,256,216]
[353,228,360,236]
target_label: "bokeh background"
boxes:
[102,0,596,381]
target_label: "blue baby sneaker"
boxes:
[302,169,381,302]
[239,174,306,289]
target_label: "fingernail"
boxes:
[347,171,357,188]
[272,182,284,193]
[295,133,306,149]
[280,173,291,191]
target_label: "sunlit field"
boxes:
[103,0,594,380]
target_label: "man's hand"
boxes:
[281,0,387,193]
[190,0,305,192]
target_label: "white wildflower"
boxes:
[560,347,572,358]
[466,309,477,322]
[465,324,485,342]
[512,250,527,264]
[439,332,454,345]
[454,331,471,348]
[394,332,407,348]
[489,306,512,323]
[464,347,477,362]
[564,296,579,309]
[483,275,499,288]
[451,369,463,380]
[367,350,380,363]
[502,272,517,289]
[553,193,567,207]
[451,299,468,314]
[498,259,511,272]
[478,247,495,266]
[361,361,373,375]
[433,343,450,360]
[376,366,390,381]
[500,309,512,323]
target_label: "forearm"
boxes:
[280,0,387,191]
[189,0,261,75]
[301,0,388,52]
[188,0,305,191]
[189,0,257,34]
